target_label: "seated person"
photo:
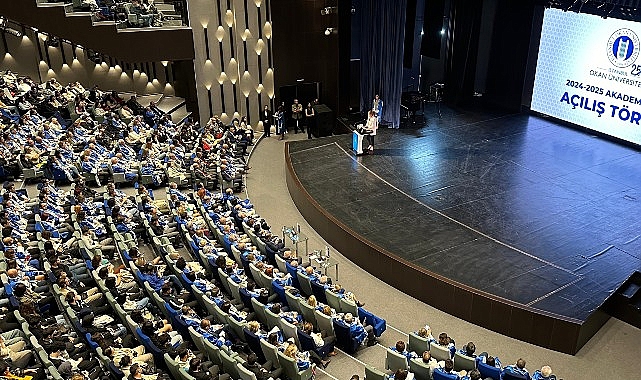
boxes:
[436,332,456,358]
[501,358,530,380]
[390,340,417,364]
[188,357,230,380]
[531,366,555,380]
[458,341,477,358]
[242,352,282,380]
[341,312,376,347]
[433,358,467,380]
[415,325,436,344]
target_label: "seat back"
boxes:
[244,328,266,364]
[227,276,242,301]
[188,326,207,353]
[477,360,501,380]
[364,365,387,380]
[220,349,240,379]
[251,297,269,326]
[297,271,314,296]
[325,289,342,313]
[272,281,289,307]
[249,263,263,283]
[339,297,359,316]
[226,314,247,342]
[433,370,461,380]
[259,338,281,368]
[213,304,229,325]
[429,343,452,362]
[502,372,530,380]
[285,290,302,313]
[408,332,430,357]
[277,350,314,380]
[299,300,318,328]
[333,318,359,354]
[275,254,288,272]
[357,307,386,337]
[280,317,300,348]
[179,368,197,380]
[454,352,477,372]
[265,308,283,331]
[315,309,335,337]
[237,362,259,380]
[164,353,182,380]
[409,358,434,380]
[218,267,232,295]
[386,348,409,371]
[202,296,218,318]
[311,281,328,304]
[203,337,223,366]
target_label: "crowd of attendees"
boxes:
[0,70,253,193]
[64,0,171,28]
[0,69,560,380]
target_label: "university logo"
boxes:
[607,28,640,68]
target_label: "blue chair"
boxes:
[272,281,289,308]
[243,328,266,364]
[477,359,501,380]
[85,260,94,271]
[501,371,530,380]
[285,262,300,289]
[298,329,335,358]
[108,362,124,379]
[358,307,386,337]
[311,281,328,304]
[86,332,99,349]
[264,245,277,266]
[136,327,164,363]
[432,370,460,380]
[239,288,254,310]
[181,272,194,287]
[332,318,359,354]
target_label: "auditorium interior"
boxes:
[0,1,640,380]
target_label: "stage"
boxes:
[285,105,641,354]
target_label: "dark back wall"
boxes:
[271,0,340,113]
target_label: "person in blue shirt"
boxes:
[436,332,457,359]
[390,340,417,364]
[531,365,555,380]
[501,358,530,380]
[433,359,467,380]
[458,341,477,358]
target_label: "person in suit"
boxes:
[291,99,303,133]
[372,94,383,123]
[501,358,530,380]
[187,357,230,380]
[260,105,272,137]
[241,353,283,380]
[304,102,315,139]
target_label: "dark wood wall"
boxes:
[271,0,347,114]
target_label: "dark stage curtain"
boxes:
[359,0,407,128]
[444,0,483,105]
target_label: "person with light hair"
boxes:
[532,365,556,380]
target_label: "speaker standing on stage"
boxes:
[260,105,272,138]
[277,102,286,140]
[305,102,315,139]
[291,99,304,133]
[365,110,378,154]
[372,94,383,124]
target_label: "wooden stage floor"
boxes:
[286,106,641,353]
